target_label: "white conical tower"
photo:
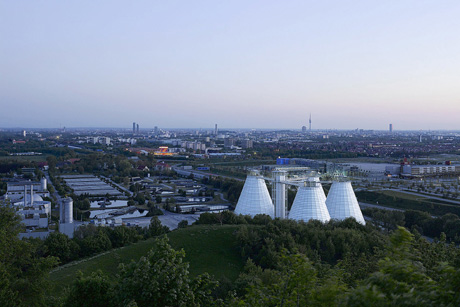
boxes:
[326,181,365,224]
[288,179,330,223]
[234,175,274,218]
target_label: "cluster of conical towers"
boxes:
[234,174,365,224]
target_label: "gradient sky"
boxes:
[1,1,460,130]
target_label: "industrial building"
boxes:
[11,184,51,229]
[6,177,49,201]
[401,164,460,177]
[234,169,365,225]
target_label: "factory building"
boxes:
[235,172,365,225]
[11,185,51,229]
[6,177,49,201]
[402,164,460,177]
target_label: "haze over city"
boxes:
[1,1,460,130]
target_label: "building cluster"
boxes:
[5,178,51,229]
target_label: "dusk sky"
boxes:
[1,1,459,130]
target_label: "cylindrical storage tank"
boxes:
[61,198,73,224]
[288,180,330,223]
[41,177,47,191]
[326,181,365,224]
[234,175,274,218]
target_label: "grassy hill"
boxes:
[48,224,245,297]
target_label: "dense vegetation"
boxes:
[2,205,460,306]
[363,207,460,243]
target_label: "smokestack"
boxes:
[30,185,34,206]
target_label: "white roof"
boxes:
[326,181,365,224]
[288,183,330,223]
[234,176,274,218]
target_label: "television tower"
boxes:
[309,114,311,132]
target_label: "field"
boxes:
[48,224,245,296]
[0,155,48,162]
[356,190,460,216]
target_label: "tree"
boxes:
[0,207,57,306]
[64,270,115,307]
[236,251,346,306]
[43,232,80,264]
[178,220,188,228]
[116,236,217,306]
[346,227,460,306]
[147,217,169,238]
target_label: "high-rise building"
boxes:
[136,124,139,134]
[302,126,307,133]
[242,139,253,148]
[389,123,393,133]
[224,138,234,148]
[214,124,218,135]
[133,122,136,134]
[309,114,312,132]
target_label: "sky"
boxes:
[1,1,460,130]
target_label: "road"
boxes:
[100,175,133,197]
[172,166,244,182]
[45,171,62,204]
[359,202,403,212]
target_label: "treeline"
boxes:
[36,217,169,266]
[363,207,460,243]
[356,190,460,216]
[196,212,386,285]
[201,177,244,203]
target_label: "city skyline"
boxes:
[1,1,460,130]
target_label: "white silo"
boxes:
[60,198,74,238]
[234,175,274,218]
[288,179,330,223]
[325,181,365,224]
[60,198,73,224]
[41,177,47,191]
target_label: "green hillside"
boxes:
[48,224,244,296]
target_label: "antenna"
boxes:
[309,114,312,132]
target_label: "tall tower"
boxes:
[309,114,312,132]
[389,123,393,133]
[214,124,218,136]
[133,122,136,134]
[136,124,139,134]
